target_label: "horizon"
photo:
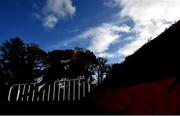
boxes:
[1,0,180,64]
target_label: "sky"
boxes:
[0,0,180,64]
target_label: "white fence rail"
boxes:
[8,78,91,102]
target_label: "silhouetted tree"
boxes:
[40,50,66,85]
[41,48,98,84]
[69,48,98,79]
[0,38,47,85]
[95,57,111,84]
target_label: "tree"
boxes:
[73,48,112,85]
[41,48,98,82]
[40,50,66,85]
[95,57,112,85]
[25,43,47,80]
[0,37,47,85]
[70,48,98,79]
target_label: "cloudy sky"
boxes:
[0,0,180,63]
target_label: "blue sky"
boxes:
[0,0,180,64]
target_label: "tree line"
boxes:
[0,37,111,91]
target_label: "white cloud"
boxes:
[106,0,180,56]
[47,0,180,63]
[43,14,58,28]
[48,22,130,63]
[77,23,131,56]
[35,0,76,28]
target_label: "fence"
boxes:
[8,77,91,102]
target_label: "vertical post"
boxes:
[73,80,76,101]
[42,89,45,102]
[32,84,35,102]
[16,85,21,101]
[47,84,51,101]
[8,85,15,102]
[58,81,61,101]
[27,84,31,102]
[37,96,39,101]
[63,81,66,101]
[53,81,56,101]
[68,80,71,101]
[83,80,85,97]
[88,78,91,93]
[21,84,26,102]
[78,78,81,100]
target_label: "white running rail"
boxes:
[8,77,91,102]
